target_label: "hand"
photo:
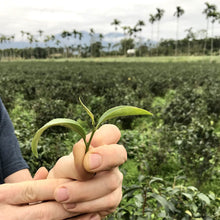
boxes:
[49,124,127,219]
[0,178,81,220]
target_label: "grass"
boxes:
[2,55,220,63]
[70,56,220,63]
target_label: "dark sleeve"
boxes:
[0,98,29,183]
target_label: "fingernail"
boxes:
[90,214,100,220]
[89,153,102,170]
[55,187,69,202]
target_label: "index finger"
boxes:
[90,124,121,147]
[0,179,70,205]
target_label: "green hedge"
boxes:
[0,61,219,219]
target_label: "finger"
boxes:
[83,144,127,172]
[54,168,123,204]
[63,187,122,214]
[19,201,79,220]
[71,213,101,220]
[0,179,70,205]
[90,124,121,147]
[47,153,93,181]
[34,167,49,180]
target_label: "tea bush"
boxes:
[0,61,219,218]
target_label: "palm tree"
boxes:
[135,20,145,45]
[209,9,219,54]
[44,35,51,57]
[149,14,156,54]
[38,30,44,46]
[99,33,104,42]
[127,27,134,38]
[135,20,145,34]
[202,2,216,54]
[55,39,61,47]
[107,42,112,54]
[78,32,83,41]
[71,29,79,56]
[155,8,165,55]
[98,33,104,56]
[61,30,71,57]
[89,28,95,56]
[89,28,95,41]
[50,35,56,57]
[155,8,165,41]
[185,27,195,55]
[72,29,78,39]
[119,26,134,55]
[121,26,129,38]
[77,32,83,57]
[0,35,7,59]
[26,33,35,58]
[111,19,121,31]
[20,30,27,50]
[132,21,144,54]
[174,6,185,56]
[110,19,121,55]
[10,35,15,59]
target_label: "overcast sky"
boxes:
[1,0,220,42]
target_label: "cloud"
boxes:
[0,0,220,41]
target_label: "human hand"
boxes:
[49,124,127,219]
[0,178,83,220]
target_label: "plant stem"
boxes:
[86,128,97,152]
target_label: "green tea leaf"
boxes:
[197,193,211,205]
[97,106,153,128]
[185,210,192,217]
[149,177,164,186]
[150,193,170,212]
[31,118,86,157]
[79,98,95,126]
[182,193,193,201]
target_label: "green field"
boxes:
[2,55,220,63]
[0,59,219,219]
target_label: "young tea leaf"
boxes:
[79,98,95,126]
[96,106,153,128]
[31,118,86,157]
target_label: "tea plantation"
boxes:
[0,60,219,219]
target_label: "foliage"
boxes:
[120,38,135,55]
[0,61,219,218]
[111,176,220,219]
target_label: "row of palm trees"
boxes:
[0,2,220,58]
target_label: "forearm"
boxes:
[4,169,32,183]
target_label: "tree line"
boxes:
[0,2,220,59]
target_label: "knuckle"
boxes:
[107,170,123,192]
[23,184,37,202]
[107,193,119,210]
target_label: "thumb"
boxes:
[73,139,93,181]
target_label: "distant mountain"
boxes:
[0,31,124,49]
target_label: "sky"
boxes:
[0,0,220,42]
